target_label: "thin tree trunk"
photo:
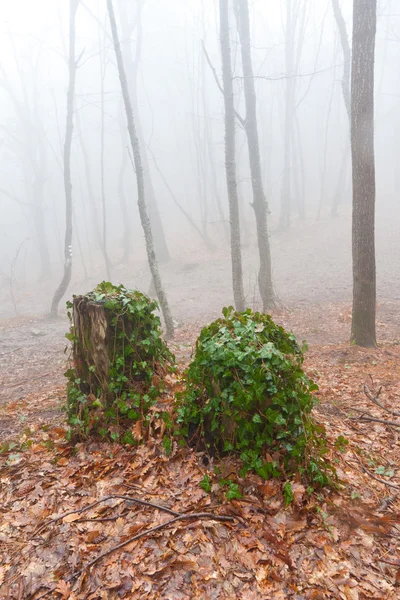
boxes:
[219,0,245,312]
[50,0,79,317]
[331,0,351,216]
[107,0,174,339]
[117,107,131,263]
[118,0,170,263]
[279,0,295,230]
[350,0,377,347]
[317,38,337,221]
[147,145,213,248]
[332,0,351,120]
[293,114,305,219]
[75,108,103,251]
[99,27,112,281]
[236,0,275,310]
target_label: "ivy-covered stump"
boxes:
[177,307,335,487]
[65,282,174,443]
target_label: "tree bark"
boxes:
[236,0,275,310]
[99,30,112,281]
[117,106,131,264]
[331,0,351,217]
[117,0,170,264]
[332,0,351,120]
[219,0,245,312]
[350,0,377,347]
[50,0,79,317]
[107,0,174,339]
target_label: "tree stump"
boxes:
[65,282,174,442]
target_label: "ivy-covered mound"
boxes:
[177,307,334,486]
[65,282,174,443]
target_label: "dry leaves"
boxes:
[0,337,399,599]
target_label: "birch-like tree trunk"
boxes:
[107,0,174,339]
[99,24,112,281]
[236,0,275,310]
[219,0,245,312]
[117,0,170,263]
[50,0,79,317]
[350,0,377,347]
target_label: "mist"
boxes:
[0,0,399,329]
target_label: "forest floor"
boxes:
[1,212,400,598]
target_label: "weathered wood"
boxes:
[72,296,112,394]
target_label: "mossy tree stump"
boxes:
[65,282,174,442]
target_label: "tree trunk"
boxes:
[118,0,170,264]
[332,0,351,121]
[107,0,174,339]
[236,0,275,310]
[331,0,351,216]
[117,105,131,264]
[350,0,377,347]
[99,32,112,281]
[50,0,79,317]
[219,0,245,312]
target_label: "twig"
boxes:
[8,372,55,388]
[35,511,235,599]
[33,494,180,536]
[360,467,400,491]
[75,516,119,523]
[352,454,400,491]
[201,40,246,128]
[349,415,400,428]
[364,383,400,417]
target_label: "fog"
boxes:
[0,0,399,324]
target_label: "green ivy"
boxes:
[65,282,175,442]
[177,307,335,487]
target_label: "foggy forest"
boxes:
[1,0,399,598]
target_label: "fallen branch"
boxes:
[33,494,180,537]
[350,415,400,428]
[351,454,400,492]
[35,511,235,599]
[364,383,400,418]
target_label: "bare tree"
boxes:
[332,0,351,119]
[117,0,170,263]
[99,17,112,281]
[107,0,174,339]
[350,0,377,347]
[331,0,351,217]
[279,0,307,230]
[219,0,245,311]
[0,60,51,281]
[50,0,80,317]
[235,0,275,310]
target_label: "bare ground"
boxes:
[0,209,399,440]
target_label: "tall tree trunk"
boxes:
[50,0,79,317]
[331,0,351,217]
[118,0,170,263]
[75,108,103,252]
[279,0,306,230]
[317,38,337,221]
[99,28,112,281]
[107,0,174,339]
[332,0,351,120]
[279,0,295,230]
[219,0,245,312]
[117,107,131,264]
[350,0,377,347]
[236,0,275,310]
